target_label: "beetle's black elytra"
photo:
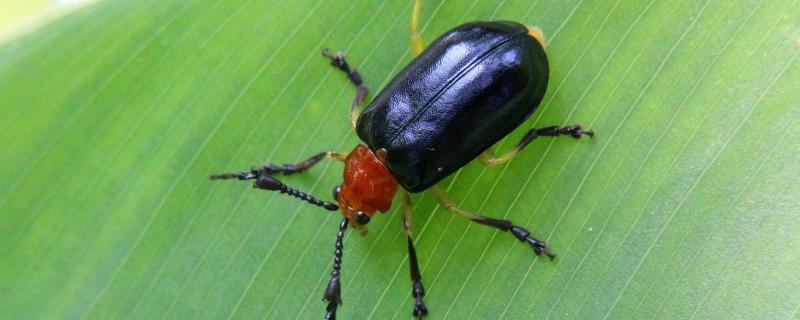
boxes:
[356,21,549,191]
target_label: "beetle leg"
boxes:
[209,169,340,211]
[410,0,426,56]
[526,25,547,48]
[210,152,345,210]
[479,124,594,167]
[324,218,349,320]
[253,151,347,175]
[322,49,368,130]
[401,190,429,318]
[430,185,556,259]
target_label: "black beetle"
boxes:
[211,2,592,318]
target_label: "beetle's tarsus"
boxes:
[413,290,428,317]
[211,166,339,210]
[411,277,428,318]
[321,48,348,71]
[562,124,594,139]
[320,48,336,60]
[533,124,594,140]
[208,171,257,180]
[527,238,556,260]
[321,48,334,60]
[325,302,338,320]
[509,225,555,260]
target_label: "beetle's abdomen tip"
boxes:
[527,26,547,48]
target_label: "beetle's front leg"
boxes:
[429,185,555,259]
[480,124,594,167]
[209,151,346,210]
[209,168,339,211]
[401,190,428,318]
[410,0,426,56]
[255,150,347,175]
[322,49,368,130]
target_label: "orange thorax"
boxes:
[337,144,399,222]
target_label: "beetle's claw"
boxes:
[526,238,556,260]
[565,125,594,139]
[322,49,347,69]
[413,301,428,318]
[325,301,338,320]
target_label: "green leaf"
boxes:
[2,0,799,319]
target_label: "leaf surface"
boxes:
[1,0,799,319]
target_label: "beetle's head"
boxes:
[335,144,399,231]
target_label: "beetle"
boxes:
[210,1,593,319]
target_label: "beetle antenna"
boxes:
[324,218,349,320]
[210,170,339,211]
[253,173,339,211]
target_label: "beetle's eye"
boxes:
[355,212,370,225]
[332,185,341,201]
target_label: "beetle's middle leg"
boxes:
[322,49,368,130]
[410,0,426,56]
[430,185,556,259]
[401,189,429,319]
[479,125,594,167]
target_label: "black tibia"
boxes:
[324,218,349,320]
[400,193,428,318]
[259,151,329,175]
[407,237,428,318]
[322,49,364,88]
[209,169,338,211]
[471,216,556,260]
[517,124,594,150]
[322,49,368,114]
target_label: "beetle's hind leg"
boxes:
[400,190,429,318]
[480,124,594,167]
[526,26,547,48]
[322,49,368,130]
[410,0,426,56]
[430,185,556,259]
